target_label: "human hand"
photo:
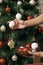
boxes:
[28,51,40,57]
[11,19,26,30]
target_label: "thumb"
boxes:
[28,51,40,57]
[31,52,40,57]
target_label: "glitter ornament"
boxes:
[0,25,6,32]
[8,40,15,49]
[12,55,17,61]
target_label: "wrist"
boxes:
[24,21,28,27]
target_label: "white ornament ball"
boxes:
[9,21,15,28]
[31,42,38,50]
[17,1,22,6]
[0,25,6,32]
[29,0,36,5]
[16,13,22,20]
[0,0,3,3]
[12,55,17,61]
[20,46,24,48]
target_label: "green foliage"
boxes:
[0,0,42,65]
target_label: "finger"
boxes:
[12,26,18,30]
[28,51,32,54]
[19,20,24,25]
[12,25,26,30]
[14,19,19,25]
[18,24,26,29]
[32,52,40,57]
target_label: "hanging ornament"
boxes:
[37,26,43,32]
[31,42,38,50]
[0,25,6,32]
[9,20,15,29]
[5,6,11,13]
[0,58,6,65]
[16,13,22,20]
[29,0,36,5]
[12,55,17,61]
[0,41,3,48]
[17,46,24,55]
[20,46,24,48]
[23,47,28,55]
[27,16,32,20]
[0,0,3,4]
[29,48,32,51]
[8,39,15,50]
[25,43,31,50]
[17,1,22,6]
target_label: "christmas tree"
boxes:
[0,0,43,65]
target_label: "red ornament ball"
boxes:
[29,48,32,51]
[27,16,32,20]
[23,47,28,55]
[37,26,43,32]
[18,47,23,55]
[0,41,3,48]
[5,6,11,13]
[25,43,31,49]
[0,58,6,65]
